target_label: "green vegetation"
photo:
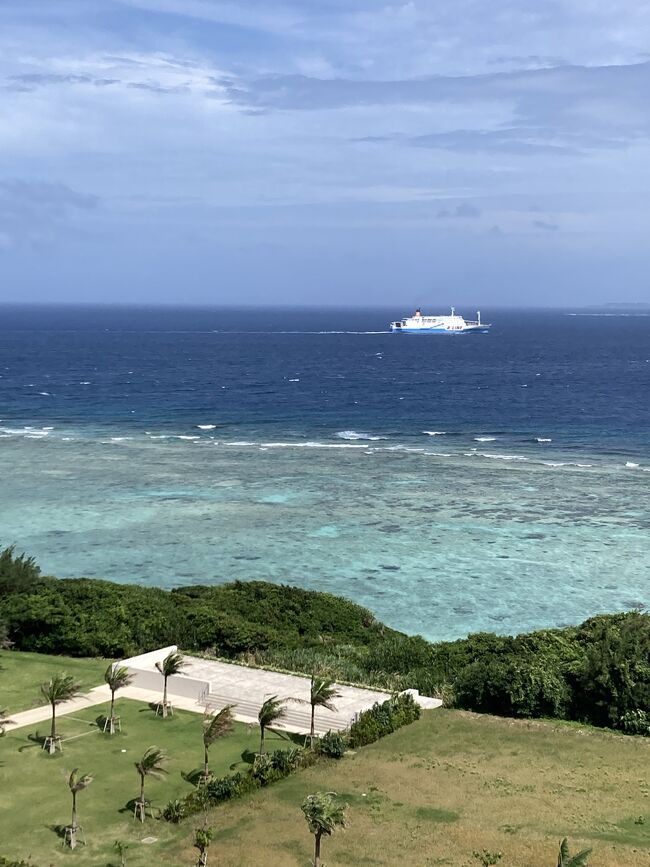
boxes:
[301,791,347,867]
[1,541,649,734]
[348,693,420,747]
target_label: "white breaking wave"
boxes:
[474,436,497,442]
[197,424,217,430]
[423,431,446,436]
[336,430,386,441]
[625,461,640,468]
[535,437,552,443]
[38,391,51,396]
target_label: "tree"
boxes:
[301,792,347,867]
[155,650,185,718]
[40,673,82,753]
[0,545,41,597]
[309,675,341,743]
[258,695,287,754]
[103,662,134,734]
[66,768,93,849]
[556,838,592,867]
[194,826,214,866]
[201,705,234,781]
[134,746,168,821]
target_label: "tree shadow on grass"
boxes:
[181,767,205,785]
[19,731,48,752]
[48,822,68,841]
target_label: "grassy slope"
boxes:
[163,710,650,867]
[0,698,294,866]
[0,650,107,712]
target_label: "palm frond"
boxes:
[104,662,134,692]
[155,651,185,678]
[258,695,287,727]
[203,705,235,746]
[135,746,168,779]
[311,676,341,713]
[40,673,82,706]
[68,767,94,794]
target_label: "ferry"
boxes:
[390,307,491,334]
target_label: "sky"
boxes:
[1,0,650,307]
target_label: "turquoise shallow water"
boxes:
[2,433,648,641]
[1,305,649,640]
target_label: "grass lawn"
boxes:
[0,698,294,866]
[0,650,108,712]
[159,709,650,867]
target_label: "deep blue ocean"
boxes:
[1,305,648,640]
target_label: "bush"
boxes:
[317,730,347,759]
[161,798,187,823]
[619,709,650,736]
[348,693,421,748]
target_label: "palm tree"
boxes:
[309,675,341,743]
[134,746,168,821]
[104,662,134,734]
[66,768,93,849]
[557,838,592,867]
[155,650,185,718]
[40,673,82,753]
[194,826,214,866]
[301,791,347,867]
[201,705,234,781]
[258,695,287,755]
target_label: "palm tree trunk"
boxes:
[70,792,78,849]
[311,703,315,740]
[139,773,145,821]
[162,676,168,718]
[314,831,322,867]
[50,702,56,740]
[259,725,265,755]
[204,744,210,779]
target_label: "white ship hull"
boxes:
[390,308,490,334]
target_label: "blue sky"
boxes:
[1,0,650,306]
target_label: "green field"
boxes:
[160,710,650,867]
[0,650,107,712]
[0,698,293,866]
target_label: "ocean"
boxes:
[1,305,648,641]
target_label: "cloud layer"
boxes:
[1,0,649,305]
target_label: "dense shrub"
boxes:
[619,710,650,736]
[0,859,39,867]
[0,546,41,598]
[1,547,649,735]
[348,693,421,748]
[317,730,347,759]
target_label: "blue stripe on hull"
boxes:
[391,328,490,334]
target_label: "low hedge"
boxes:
[348,693,421,748]
[163,693,421,823]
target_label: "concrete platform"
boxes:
[5,648,442,737]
